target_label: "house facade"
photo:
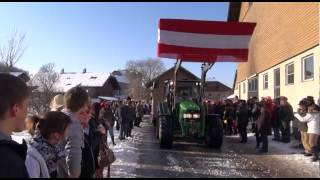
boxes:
[229,2,319,110]
[56,69,120,99]
[111,70,130,100]
[204,80,233,101]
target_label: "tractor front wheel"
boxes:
[159,116,173,148]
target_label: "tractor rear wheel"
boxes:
[205,115,223,149]
[159,116,173,148]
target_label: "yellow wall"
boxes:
[236,2,319,84]
[236,46,320,110]
[259,46,320,110]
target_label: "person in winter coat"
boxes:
[236,100,249,143]
[295,103,320,162]
[0,74,30,178]
[25,111,71,178]
[100,101,116,145]
[214,100,225,120]
[88,102,106,178]
[127,101,136,137]
[223,100,236,135]
[256,99,272,153]
[278,96,294,143]
[251,100,261,149]
[57,87,89,178]
[295,98,312,156]
[80,102,97,178]
[135,101,144,127]
[271,98,281,141]
[115,101,129,140]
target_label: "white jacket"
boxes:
[25,144,50,178]
[295,112,320,135]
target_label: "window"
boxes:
[286,63,294,85]
[254,78,258,90]
[248,77,258,92]
[274,68,280,98]
[263,73,268,89]
[303,55,314,81]
[243,82,246,93]
[90,76,97,80]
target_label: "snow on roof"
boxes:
[114,74,129,84]
[81,72,111,87]
[98,96,119,101]
[56,72,111,92]
[9,72,25,77]
[111,69,129,84]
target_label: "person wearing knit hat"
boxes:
[296,98,312,156]
[295,99,320,162]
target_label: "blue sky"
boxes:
[0,2,236,87]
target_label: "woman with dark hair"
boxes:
[88,102,106,178]
[79,101,105,178]
[100,101,116,145]
[25,111,71,178]
[256,98,272,153]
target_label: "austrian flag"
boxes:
[157,19,256,62]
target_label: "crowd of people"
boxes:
[0,73,150,178]
[205,95,320,161]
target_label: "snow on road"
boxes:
[104,116,320,178]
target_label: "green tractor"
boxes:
[154,18,256,149]
[155,60,223,149]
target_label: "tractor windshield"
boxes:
[175,81,200,101]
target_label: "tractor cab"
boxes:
[155,18,256,149]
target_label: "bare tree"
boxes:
[125,58,166,100]
[28,63,60,115]
[0,29,26,70]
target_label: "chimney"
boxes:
[60,68,64,74]
[83,68,86,73]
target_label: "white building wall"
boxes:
[234,45,319,111]
[238,79,248,100]
[258,45,320,110]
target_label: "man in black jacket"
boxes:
[116,100,129,140]
[236,100,249,143]
[0,74,30,178]
[279,96,294,143]
[271,98,281,141]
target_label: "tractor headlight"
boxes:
[183,113,192,119]
[192,114,200,119]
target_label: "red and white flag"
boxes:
[157,19,256,62]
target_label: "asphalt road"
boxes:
[104,115,320,178]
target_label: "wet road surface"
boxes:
[104,116,320,178]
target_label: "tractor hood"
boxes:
[179,99,200,112]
